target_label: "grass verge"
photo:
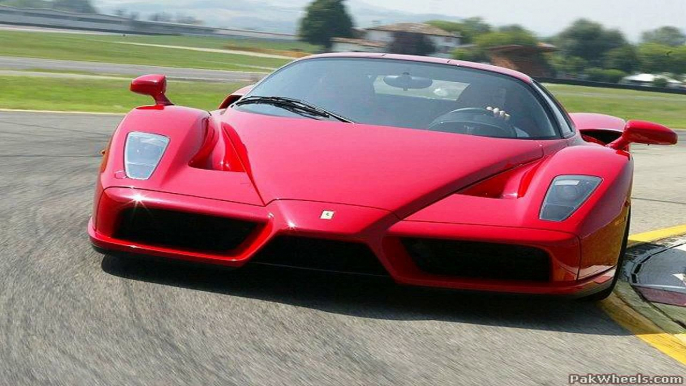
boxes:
[94,34,320,54]
[0,76,245,113]
[545,84,686,129]
[0,30,291,71]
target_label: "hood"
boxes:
[222,110,544,217]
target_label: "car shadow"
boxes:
[101,253,632,336]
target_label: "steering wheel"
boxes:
[428,107,518,138]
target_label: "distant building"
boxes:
[330,22,461,58]
[486,43,557,78]
[330,37,387,53]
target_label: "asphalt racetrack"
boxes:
[0,56,265,83]
[1,112,685,385]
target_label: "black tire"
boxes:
[581,210,631,301]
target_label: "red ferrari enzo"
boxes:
[89,53,678,300]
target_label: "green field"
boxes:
[0,30,293,71]
[94,34,320,53]
[545,84,686,129]
[1,75,685,129]
[0,76,243,112]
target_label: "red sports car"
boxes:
[89,53,677,300]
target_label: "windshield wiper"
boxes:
[234,96,354,123]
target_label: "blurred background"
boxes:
[0,0,684,126]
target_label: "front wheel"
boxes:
[581,210,631,301]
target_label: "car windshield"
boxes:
[236,57,559,139]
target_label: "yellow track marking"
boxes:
[629,224,686,244]
[601,225,686,366]
[600,294,686,365]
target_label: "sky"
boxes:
[93,0,686,40]
[367,0,686,40]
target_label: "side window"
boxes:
[534,82,575,137]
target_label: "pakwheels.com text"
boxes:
[569,374,683,385]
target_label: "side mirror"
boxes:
[130,74,173,106]
[609,120,677,150]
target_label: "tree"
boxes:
[298,0,354,49]
[641,26,686,47]
[549,55,588,77]
[497,24,528,34]
[584,68,627,83]
[453,26,539,65]
[555,19,627,66]
[426,17,491,44]
[426,21,461,33]
[388,31,435,56]
[637,44,686,75]
[671,46,686,75]
[452,48,488,63]
[603,45,639,73]
[637,43,674,73]
[462,17,492,39]
[653,77,668,88]
[474,29,538,48]
[52,0,97,13]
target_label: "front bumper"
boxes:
[89,187,616,296]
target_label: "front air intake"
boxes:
[402,238,551,282]
[251,236,389,276]
[115,208,257,253]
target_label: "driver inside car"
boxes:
[453,82,536,138]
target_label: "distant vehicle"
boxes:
[621,73,683,88]
[89,54,678,300]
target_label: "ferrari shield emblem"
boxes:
[320,210,335,220]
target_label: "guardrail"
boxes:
[537,77,686,96]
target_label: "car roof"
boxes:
[299,52,533,83]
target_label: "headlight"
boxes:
[124,132,169,180]
[539,175,601,221]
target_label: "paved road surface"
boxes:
[0,112,684,385]
[0,24,118,35]
[0,56,267,83]
[114,42,293,60]
[631,130,686,234]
